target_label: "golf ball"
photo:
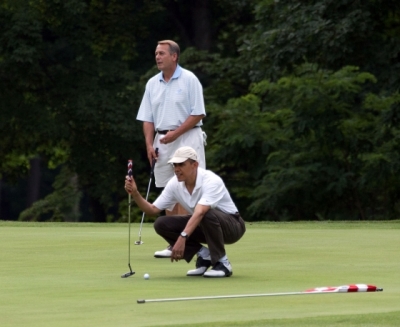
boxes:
[144,273,150,280]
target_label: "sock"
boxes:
[198,246,210,260]
[218,255,230,267]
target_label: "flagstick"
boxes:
[137,286,383,304]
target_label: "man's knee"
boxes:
[202,209,216,219]
[153,215,169,234]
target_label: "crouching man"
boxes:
[124,146,246,277]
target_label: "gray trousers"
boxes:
[153,209,246,265]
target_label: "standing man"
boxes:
[136,40,207,258]
[124,147,246,278]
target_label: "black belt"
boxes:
[157,126,200,135]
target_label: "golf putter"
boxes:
[135,148,158,245]
[121,159,135,278]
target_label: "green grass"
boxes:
[1,220,399,327]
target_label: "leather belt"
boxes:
[157,126,200,135]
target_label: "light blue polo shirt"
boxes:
[136,65,206,130]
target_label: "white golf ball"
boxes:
[144,273,150,280]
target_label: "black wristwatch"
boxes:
[180,231,188,238]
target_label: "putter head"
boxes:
[134,240,143,245]
[121,271,135,278]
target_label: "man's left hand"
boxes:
[171,236,186,262]
[159,131,178,145]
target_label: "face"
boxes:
[172,160,198,182]
[155,44,177,71]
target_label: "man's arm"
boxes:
[173,114,204,138]
[160,115,204,145]
[182,203,210,235]
[125,175,161,216]
[143,122,157,165]
[170,203,210,261]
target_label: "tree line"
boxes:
[1,0,400,222]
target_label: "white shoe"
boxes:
[154,246,172,258]
[203,261,232,278]
[187,256,212,276]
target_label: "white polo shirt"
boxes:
[136,65,206,130]
[153,167,238,215]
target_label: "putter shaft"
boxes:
[135,148,158,245]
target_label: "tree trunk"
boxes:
[0,179,2,220]
[164,0,212,50]
[26,157,41,209]
[191,0,211,50]
[89,196,107,222]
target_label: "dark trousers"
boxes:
[153,209,246,265]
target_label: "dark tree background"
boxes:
[1,0,400,222]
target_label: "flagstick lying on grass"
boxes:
[137,284,383,304]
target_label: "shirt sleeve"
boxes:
[189,75,206,116]
[197,176,225,209]
[136,83,154,122]
[153,182,177,212]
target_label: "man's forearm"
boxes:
[143,122,155,148]
[182,204,209,236]
[173,115,204,139]
[130,190,159,216]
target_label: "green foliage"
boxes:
[241,0,400,91]
[0,0,151,219]
[210,65,400,220]
[3,0,400,222]
[204,0,400,221]
[1,0,256,221]
[18,166,82,221]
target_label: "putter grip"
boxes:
[128,160,133,177]
[151,148,158,173]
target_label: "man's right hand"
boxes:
[147,147,158,167]
[125,175,138,195]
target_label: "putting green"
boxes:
[1,221,399,327]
